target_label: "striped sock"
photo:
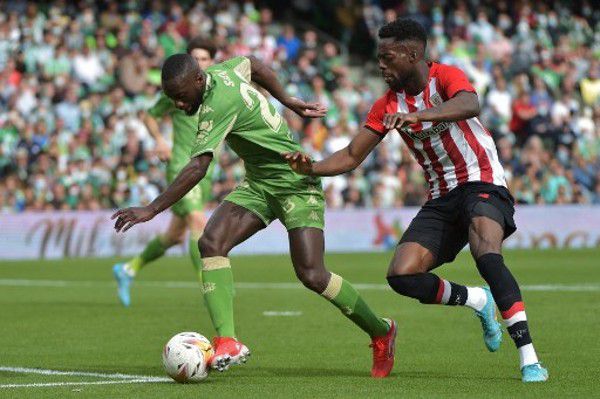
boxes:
[501,301,539,368]
[434,278,468,306]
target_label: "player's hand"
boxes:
[284,97,327,118]
[282,151,313,175]
[383,112,420,130]
[155,139,171,161]
[111,206,156,233]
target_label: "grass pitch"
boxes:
[0,249,598,398]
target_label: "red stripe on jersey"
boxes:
[440,128,469,184]
[405,95,448,195]
[435,278,445,304]
[501,301,525,320]
[457,120,493,183]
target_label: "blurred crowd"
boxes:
[0,1,599,214]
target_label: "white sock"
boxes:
[122,263,136,277]
[464,287,487,312]
[519,343,539,369]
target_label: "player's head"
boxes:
[162,53,205,116]
[187,36,217,70]
[377,18,427,91]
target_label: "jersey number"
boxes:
[239,82,282,132]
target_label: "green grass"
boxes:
[0,249,599,398]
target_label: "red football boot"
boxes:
[209,337,251,372]
[369,319,397,378]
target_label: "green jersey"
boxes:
[190,56,303,181]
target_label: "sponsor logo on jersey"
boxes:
[401,121,450,140]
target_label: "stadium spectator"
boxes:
[0,1,598,213]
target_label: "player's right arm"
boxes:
[284,127,381,176]
[284,94,388,176]
[112,154,212,232]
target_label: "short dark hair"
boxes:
[161,53,197,85]
[378,18,427,46]
[186,36,217,58]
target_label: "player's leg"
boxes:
[288,227,396,378]
[468,214,548,382]
[198,201,266,338]
[198,189,272,371]
[185,210,207,279]
[385,207,502,352]
[183,175,213,278]
[113,215,187,306]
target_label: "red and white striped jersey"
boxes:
[365,62,506,200]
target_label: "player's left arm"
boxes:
[384,65,480,129]
[246,55,327,118]
[384,91,479,129]
[112,154,212,232]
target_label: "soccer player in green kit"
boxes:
[112,37,217,307]
[112,53,397,377]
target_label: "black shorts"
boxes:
[399,182,516,267]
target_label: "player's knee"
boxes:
[198,233,227,257]
[295,267,328,293]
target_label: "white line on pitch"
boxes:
[263,311,302,316]
[0,379,168,389]
[0,279,598,292]
[0,366,170,382]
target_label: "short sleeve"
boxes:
[436,64,477,99]
[147,92,174,118]
[218,56,251,82]
[190,107,238,158]
[364,95,388,135]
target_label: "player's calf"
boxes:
[476,253,548,381]
[386,273,502,351]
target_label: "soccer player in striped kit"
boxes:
[285,18,548,382]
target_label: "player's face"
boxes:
[164,73,204,116]
[190,48,213,70]
[377,38,414,91]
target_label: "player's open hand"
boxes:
[282,151,313,175]
[111,206,156,233]
[284,97,327,118]
[155,139,171,162]
[383,112,420,130]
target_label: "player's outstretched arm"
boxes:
[284,127,381,176]
[143,112,171,161]
[112,153,212,232]
[247,55,327,118]
[384,91,480,129]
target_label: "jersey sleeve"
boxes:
[147,92,174,118]
[364,95,388,136]
[436,64,477,99]
[190,106,239,158]
[218,56,251,82]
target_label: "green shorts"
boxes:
[167,162,213,218]
[224,176,325,230]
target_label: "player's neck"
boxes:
[403,62,430,96]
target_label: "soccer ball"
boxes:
[162,332,214,383]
